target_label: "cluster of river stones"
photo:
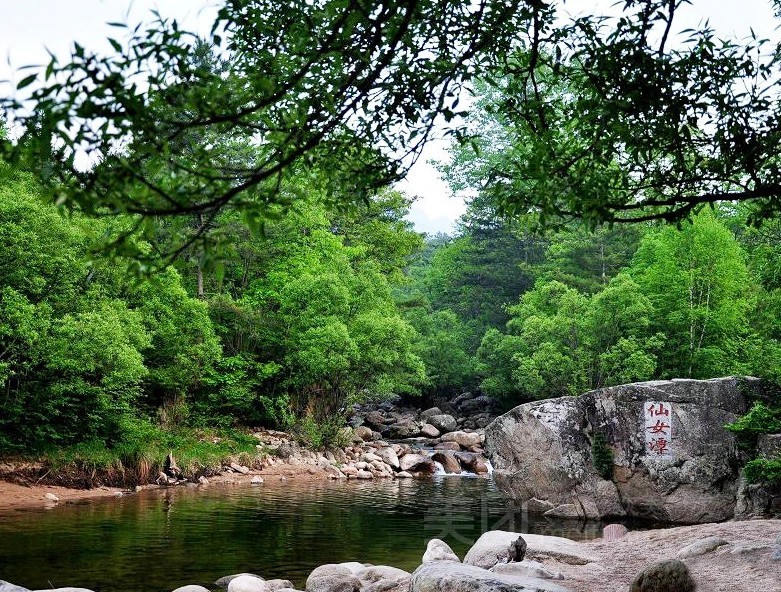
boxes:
[6,526,774,592]
[207,394,496,484]
[330,393,496,478]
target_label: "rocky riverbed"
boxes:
[0,392,495,510]
[2,520,779,592]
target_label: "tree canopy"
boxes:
[2,0,781,266]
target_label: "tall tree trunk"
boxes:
[196,213,205,299]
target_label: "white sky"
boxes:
[0,1,777,234]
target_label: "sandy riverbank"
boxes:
[0,463,334,512]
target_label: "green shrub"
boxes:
[743,456,781,485]
[294,412,350,450]
[591,432,614,480]
[725,402,781,451]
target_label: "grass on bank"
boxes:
[9,418,265,488]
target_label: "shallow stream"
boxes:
[0,476,603,592]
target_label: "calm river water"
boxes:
[0,476,602,592]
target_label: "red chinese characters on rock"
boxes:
[644,401,673,459]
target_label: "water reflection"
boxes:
[0,477,602,592]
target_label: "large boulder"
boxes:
[399,453,436,473]
[485,377,764,523]
[428,414,458,434]
[459,396,492,414]
[441,431,482,449]
[386,421,421,439]
[377,447,400,470]
[431,452,462,474]
[421,407,444,420]
[454,452,489,475]
[410,561,572,592]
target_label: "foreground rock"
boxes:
[422,539,460,563]
[629,560,695,592]
[0,582,29,592]
[306,565,360,592]
[486,377,777,522]
[411,561,572,592]
[464,531,597,568]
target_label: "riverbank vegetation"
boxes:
[2,1,781,479]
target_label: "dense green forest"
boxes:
[3,119,781,456]
[2,0,781,479]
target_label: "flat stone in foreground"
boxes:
[411,561,572,592]
[0,582,30,592]
[463,531,597,568]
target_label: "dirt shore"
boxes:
[0,463,333,512]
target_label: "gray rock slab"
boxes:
[411,561,572,592]
[490,561,561,580]
[676,536,729,558]
[464,531,597,568]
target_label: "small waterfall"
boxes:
[426,449,493,477]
